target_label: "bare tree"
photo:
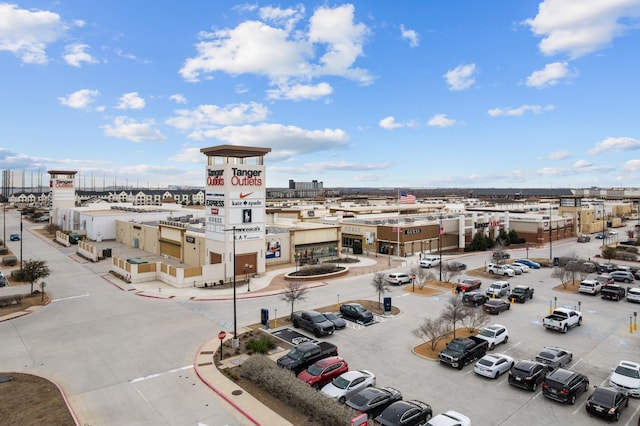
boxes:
[441,263,462,284]
[413,317,448,350]
[577,262,592,281]
[280,281,308,317]
[492,243,509,265]
[371,272,390,308]
[551,266,572,289]
[410,266,435,290]
[461,306,490,333]
[440,294,469,338]
[602,246,617,264]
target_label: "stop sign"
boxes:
[218,331,226,340]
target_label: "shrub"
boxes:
[616,251,638,261]
[241,355,354,426]
[245,336,276,354]
[11,268,26,282]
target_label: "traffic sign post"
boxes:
[218,331,226,361]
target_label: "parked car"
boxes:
[374,400,433,426]
[627,287,640,303]
[438,336,488,370]
[542,368,590,405]
[536,346,573,370]
[346,386,403,419]
[503,264,522,275]
[598,264,616,274]
[387,272,412,285]
[461,291,489,307]
[322,312,346,329]
[456,279,482,293]
[419,256,440,268]
[320,369,376,404]
[276,341,339,374]
[609,230,619,235]
[486,263,515,277]
[515,259,540,269]
[9,233,20,241]
[446,261,467,271]
[577,235,591,242]
[509,262,529,273]
[474,353,514,379]
[595,233,605,239]
[508,360,548,391]
[585,386,629,422]
[595,274,614,286]
[601,284,626,301]
[486,281,511,297]
[579,280,602,295]
[609,360,640,397]
[291,310,335,337]
[425,411,471,426]
[475,324,509,350]
[509,285,534,303]
[340,303,374,324]
[610,270,635,283]
[297,356,349,389]
[482,299,511,315]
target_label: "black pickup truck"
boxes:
[291,310,335,337]
[276,341,338,374]
[601,284,626,301]
[438,336,488,370]
[509,285,534,303]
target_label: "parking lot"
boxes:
[277,243,640,425]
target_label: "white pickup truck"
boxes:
[543,308,582,333]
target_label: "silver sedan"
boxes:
[474,353,514,379]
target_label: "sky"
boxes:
[2,0,640,191]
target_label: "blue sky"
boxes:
[2,1,640,190]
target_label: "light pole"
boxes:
[20,210,23,270]
[549,204,553,264]
[245,264,253,292]
[223,226,239,348]
[295,252,300,272]
[439,212,443,285]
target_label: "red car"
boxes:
[456,279,482,293]
[297,356,349,388]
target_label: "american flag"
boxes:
[400,191,416,204]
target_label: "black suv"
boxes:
[542,368,589,405]
[509,285,534,303]
[462,291,489,307]
[508,360,547,391]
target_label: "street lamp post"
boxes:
[439,213,443,285]
[224,226,239,348]
[549,204,553,264]
[244,264,253,292]
[20,210,23,270]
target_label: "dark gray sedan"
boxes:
[322,312,346,330]
[535,346,573,370]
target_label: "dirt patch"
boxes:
[413,328,478,359]
[0,373,75,426]
[552,280,580,294]
[0,292,49,316]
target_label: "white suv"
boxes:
[579,279,602,295]
[420,256,440,268]
[627,287,640,303]
[486,281,511,297]
[386,273,411,285]
[475,324,509,350]
[486,263,515,277]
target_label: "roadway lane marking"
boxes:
[51,294,90,302]
[130,365,192,383]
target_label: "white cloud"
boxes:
[116,92,146,110]
[526,62,573,88]
[102,117,166,142]
[427,114,456,128]
[58,89,100,109]
[266,82,333,100]
[0,3,66,64]
[547,150,571,160]
[169,94,187,104]
[574,159,593,168]
[623,159,640,172]
[524,0,640,58]
[63,43,97,67]
[169,146,204,163]
[487,104,555,117]
[166,102,269,130]
[444,64,476,91]
[179,4,372,90]
[259,5,305,32]
[379,116,403,129]
[589,136,640,154]
[191,123,349,159]
[400,24,419,47]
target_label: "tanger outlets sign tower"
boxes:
[48,170,77,231]
[200,145,271,280]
